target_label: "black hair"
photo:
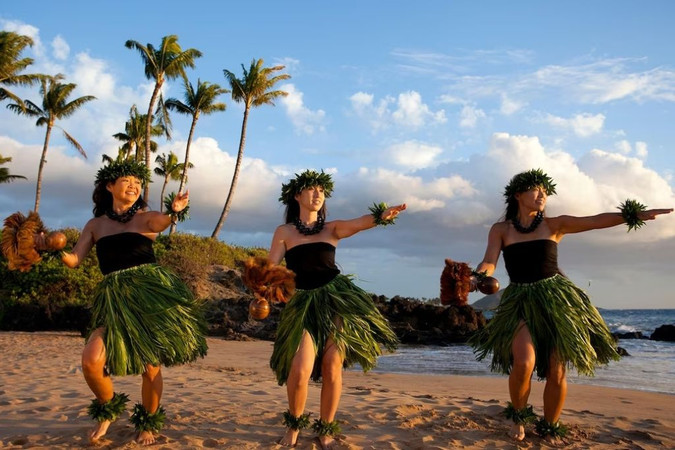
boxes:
[92,180,148,217]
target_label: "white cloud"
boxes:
[616,140,632,155]
[51,35,69,60]
[635,141,648,159]
[0,19,44,56]
[500,93,524,115]
[543,112,605,137]
[388,140,443,170]
[350,90,445,132]
[279,83,326,135]
[391,91,447,129]
[459,105,486,128]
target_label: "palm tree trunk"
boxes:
[159,176,169,213]
[170,114,199,235]
[144,81,162,203]
[34,124,53,212]
[211,108,249,238]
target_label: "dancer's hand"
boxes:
[172,190,190,212]
[639,208,673,221]
[381,203,407,221]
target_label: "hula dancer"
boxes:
[267,170,405,448]
[60,160,207,445]
[470,169,672,443]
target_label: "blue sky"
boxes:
[1,1,674,308]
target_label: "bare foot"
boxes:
[136,430,156,446]
[277,428,299,447]
[89,420,111,443]
[317,435,336,449]
[510,423,525,441]
[544,434,565,446]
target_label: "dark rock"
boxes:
[616,346,630,357]
[650,324,675,342]
[612,331,647,340]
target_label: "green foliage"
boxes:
[155,232,267,286]
[0,227,101,330]
[0,227,266,330]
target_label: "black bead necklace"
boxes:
[294,216,325,235]
[512,211,544,234]
[106,203,141,223]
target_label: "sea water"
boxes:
[373,309,675,395]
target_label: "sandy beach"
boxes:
[0,332,672,449]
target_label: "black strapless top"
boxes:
[502,239,561,283]
[284,242,340,290]
[95,232,156,275]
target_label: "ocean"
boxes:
[373,309,675,395]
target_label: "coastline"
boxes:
[2,332,673,449]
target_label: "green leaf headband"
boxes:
[95,160,152,187]
[279,169,334,205]
[503,168,557,201]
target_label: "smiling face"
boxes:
[106,175,142,205]
[294,185,325,212]
[515,185,547,213]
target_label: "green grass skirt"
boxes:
[470,274,620,378]
[270,274,398,385]
[88,264,208,376]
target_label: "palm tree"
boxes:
[0,154,27,183]
[8,74,95,212]
[154,151,192,212]
[211,59,290,238]
[0,31,43,109]
[125,35,202,202]
[166,78,227,234]
[113,105,165,161]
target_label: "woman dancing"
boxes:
[267,170,405,448]
[470,168,672,442]
[60,159,207,445]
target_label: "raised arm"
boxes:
[145,191,190,233]
[332,203,406,240]
[61,220,96,268]
[550,208,673,236]
[475,222,504,277]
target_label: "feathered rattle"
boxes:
[2,211,67,272]
[241,256,296,320]
[440,258,500,306]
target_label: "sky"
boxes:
[1,1,674,308]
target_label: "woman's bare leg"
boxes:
[81,327,114,443]
[136,364,163,445]
[318,338,343,449]
[508,321,536,441]
[279,331,316,446]
[543,352,567,423]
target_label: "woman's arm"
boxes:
[475,222,504,276]
[61,220,96,268]
[145,191,190,233]
[550,208,673,236]
[268,225,288,265]
[332,203,406,240]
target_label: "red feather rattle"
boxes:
[242,256,296,320]
[2,211,67,272]
[440,258,500,306]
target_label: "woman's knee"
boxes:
[511,353,535,375]
[546,362,566,385]
[321,353,343,382]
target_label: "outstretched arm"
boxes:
[332,203,407,240]
[550,208,673,236]
[474,223,504,277]
[146,191,190,232]
[61,220,96,268]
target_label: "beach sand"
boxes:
[0,332,672,449]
